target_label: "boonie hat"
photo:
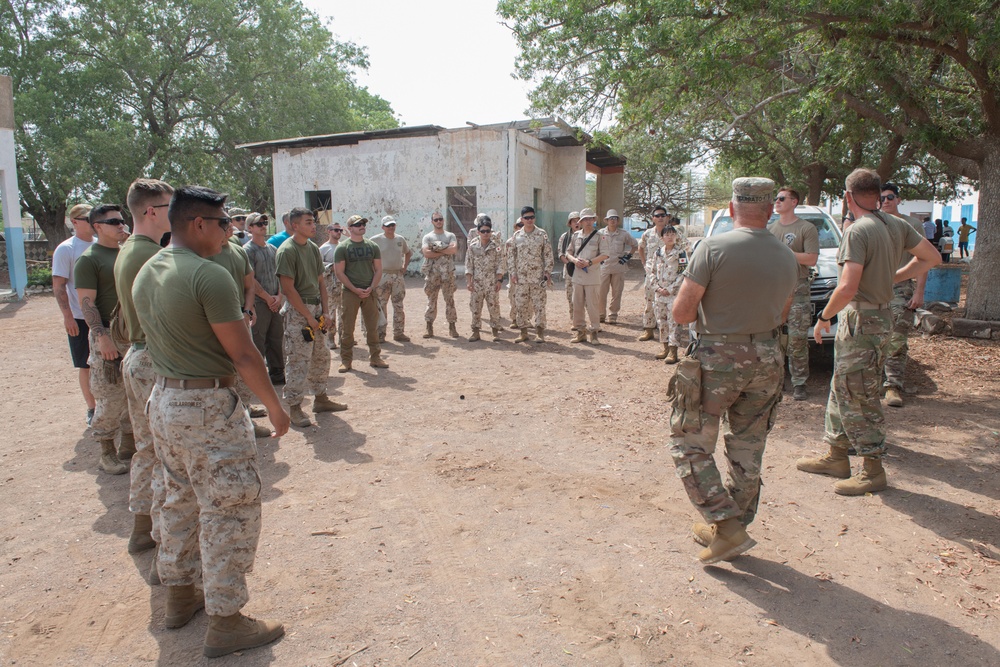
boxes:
[732,177,774,203]
[568,211,580,221]
[605,209,620,219]
[381,215,397,226]
[346,215,368,227]
[579,208,597,219]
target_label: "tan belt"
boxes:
[698,330,778,343]
[155,375,236,390]
[848,300,889,310]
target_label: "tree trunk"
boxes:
[804,163,826,205]
[31,204,69,251]
[965,139,1000,321]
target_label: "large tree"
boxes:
[1,0,397,248]
[500,0,1000,320]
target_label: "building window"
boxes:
[446,186,477,263]
[306,190,333,227]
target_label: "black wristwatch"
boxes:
[817,312,832,323]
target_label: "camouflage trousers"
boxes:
[148,385,261,617]
[599,272,626,319]
[642,276,657,329]
[783,285,812,387]
[884,280,914,390]
[824,306,892,458]
[424,272,457,324]
[376,272,406,337]
[654,296,689,347]
[124,346,163,542]
[88,330,131,442]
[514,282,547,328]
[323,275,343,348]
[282,303,330,406]
[469,280,501,330]
[668,339,784,525]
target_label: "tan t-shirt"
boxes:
[769,217,820,283]
[684,227,798,335]
[838,212,924,305]
[370,233,410,272]
[894,213,925,269]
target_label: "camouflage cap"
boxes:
[346,214,368,227]
[228,207,249,217]
[579,207,597,220]
[732,177,775,203]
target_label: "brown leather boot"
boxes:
[796,446,851,479]
[515,328,530,343]
[253,421,272,439]
[423,322,434,338]
[834,457,888,495]
[288,404,312,428]
[468,328,481,342]
[638,328,655,341]
[313,394,348,413]
[203,612,285,658]
[165,584,205,629]
[449,322,460,338]
[655,343,669,359]
[98,440,127,475]
[665,345,679,364]
[118,432,136,460]
[369,354,389,369]
[128,513,155,554]
[698,518,756,564]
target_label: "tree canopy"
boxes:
[500,0,1000,320]
[1,0,397,247]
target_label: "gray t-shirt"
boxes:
[684,227,798,335]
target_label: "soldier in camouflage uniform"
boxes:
[465,217,506,342]
[134,185,288,657]
[371,215,412,342]
[318,223,344,349]
[506,219,527,326]
[75,204,133,475]
[878,182,930,408]
[509,206,554,343]
[769,188,819,400]
[651,226,689,362]
[799,170,938,496]
[639,207,692,341]
[669,177,798,564]
[557,212,581,322]
[421,212,459,338]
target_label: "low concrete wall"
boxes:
[0,240,50,270]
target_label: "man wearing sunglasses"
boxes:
[509,206,554,342]
[318,222,345,349]
[334,215,387,371]
[75,204,133,476]
[228,208,249,245]
[420,211,459,338]
[879,182,931,408]
[770,188,819,401]
[371,215,413,343]
[465,217,505,341]
[637,206,692,344]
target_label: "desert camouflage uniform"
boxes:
[466,234,505,330]
[669,340,784,524]
[422,246,457,325]
[641,226,691,328]
[376,272,406,338]
[509,227,553,328]
[824,306,892,458]
[88,331,132,442]
[124,345,162,539]
[322,264,343,348]
[884,280,914,390]
[282,302,330,405]
[785,282,813,386]
[149,385,261,617]
[557,230,575,315]
[651,246,689,347]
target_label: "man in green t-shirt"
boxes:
[334,214,385,371]
[800,169,939,496]
[115,178,173,560]
[133,185,288,657]
[75,203,132,476]
[275,207,346,427]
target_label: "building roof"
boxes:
[237,117,625,167]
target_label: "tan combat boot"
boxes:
[834,457,887,496]
[468,328,481,342]
[571,329,587,343]
[665,345,679,364]
[369,354,389,369]
[449,322,460,338]
[655,343,669,360]
[165,584,205,629]
[288,404,312,428]
[338,359,351,373]
[691,522,743,561]
[248,405,267,418]
[148,545,161,586]
[491,327,501,341]
[253,421,272,439]
[589,330,600,345]
[118,432,136,460]
[313,394,348,413]
[796,446,851,479]
[535,326,546,343]
[885,387,904,407]
[98,440,128,475]
[203,612,285,658]
[394,332,410,342]
[423,322,434,338]
[515,328,530,343]
[638,328,655,341]
[128,513,155,554]
[698,517,756,564]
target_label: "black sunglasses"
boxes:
[191,216,232,229]
[774,196,788,202]
[94,218,126,226]
[432,217,444,222]
[881,194,897,201]
[652,212,667,218]
[330,228,343,233]
[522,215,535,220]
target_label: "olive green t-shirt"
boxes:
[275,238,323,301]
[74,243,120,322]
[208,241,252,290]
[838,213,925,305]
[768,217,820,283]
[334,238,381,289]
[114,234,162,343]
[683,227,798,335]
[132,247,243,379]
[895,213,925,270]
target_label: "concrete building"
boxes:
[239,118,625,268]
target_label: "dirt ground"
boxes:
[1,273,999,666]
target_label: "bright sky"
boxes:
[304,0,536,129]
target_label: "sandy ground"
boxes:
[1,273,999,666]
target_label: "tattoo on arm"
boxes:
[53,280,71,315]
[80,296,108,338]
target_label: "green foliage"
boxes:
[26,266,52,287]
